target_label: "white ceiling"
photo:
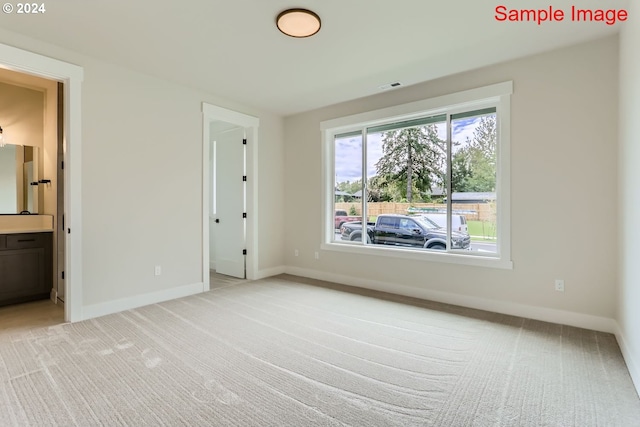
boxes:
[0,0,628,116]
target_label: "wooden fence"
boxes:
[335,202,496,222]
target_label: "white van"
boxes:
[420,213,468,235]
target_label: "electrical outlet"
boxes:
[294,249,299,257]
[555,279,564,292]
[314,251,319,260]
[155,265,162,276]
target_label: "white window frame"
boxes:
[320,82,513,269]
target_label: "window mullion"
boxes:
[446,114,452,251]
[362,127,368,245]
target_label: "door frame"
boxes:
[0,42,84,322]
[202,103,259,290]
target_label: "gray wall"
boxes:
[619,2,640,392]
[79,61,285,306]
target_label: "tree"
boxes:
[451,115,497,192]
[374,125,446,202]
[366,176,400,202]
[335,179,362,195]
[451,150,473,192]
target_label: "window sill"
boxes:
[320,241,513,270]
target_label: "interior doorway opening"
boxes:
[0,68,63,310]
[209,121,246,279]
[201,103,259,291]
[0,42,84,322]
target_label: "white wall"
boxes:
[284,36,619,331]
[0,28,285,313]
[80,63,284,307]
[255,111,285,275]
[618,4,640,393]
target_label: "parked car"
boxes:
[340,214,470,250]
[418,213,468,235]
[334,210,361,229]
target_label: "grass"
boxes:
[467,220,497,241]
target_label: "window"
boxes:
[321,82,512,269]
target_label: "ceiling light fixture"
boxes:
[276,9,321,38]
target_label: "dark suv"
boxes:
[341,214,471,250]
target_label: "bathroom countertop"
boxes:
[0,214,54,233]
[0,228,54,234]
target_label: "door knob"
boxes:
[215,219,220,223]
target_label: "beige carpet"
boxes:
[1,274,639,426]
[210,270,247,290]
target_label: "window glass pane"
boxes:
[366,118,449,251]
[334,132,363,243]
[451,112,497,254]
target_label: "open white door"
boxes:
[202,103,259,285]
[213,125,246,278]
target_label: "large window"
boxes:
[322,82,512,268]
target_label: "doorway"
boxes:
[201,103,259,290]
[0,42,83,322]
[210,122,246,278]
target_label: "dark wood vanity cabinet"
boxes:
[0,232,53,307]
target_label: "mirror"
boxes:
[0,144,39,214]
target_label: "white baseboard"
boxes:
[284,267,617,334]
[252,265,286,280]
[82,282,204,321]
[613,322,640,397]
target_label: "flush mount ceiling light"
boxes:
[276,8,321,38]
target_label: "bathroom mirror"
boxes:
[0,144,39,214]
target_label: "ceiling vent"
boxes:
[378,82,402,91]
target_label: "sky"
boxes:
[334,116,484,184]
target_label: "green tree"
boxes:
[451,115,497,192]
[374,125,445,202]
[335,179,363,201]
[336,179,364,194]
[366,176,402,202]
[451,150,473,192]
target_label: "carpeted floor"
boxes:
[1,274,639,426]
[209,271,247,290]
